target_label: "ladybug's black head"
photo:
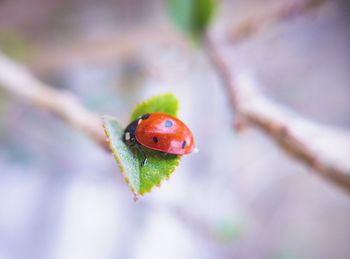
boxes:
[123,113,150,144]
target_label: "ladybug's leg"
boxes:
[134,144,148,167]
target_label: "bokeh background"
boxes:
[0,0,350,258]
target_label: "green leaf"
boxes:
[130,93,178,121]
[167,0,217,41]
[103,93,181,197]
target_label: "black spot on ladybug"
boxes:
[165,120,173,128]
[141,114,150,120]
[182,140,186,149]
[153,136,158,143]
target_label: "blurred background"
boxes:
[0,0,350,258]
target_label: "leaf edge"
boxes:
[102,115,139,196]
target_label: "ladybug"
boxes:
[123,112,195,166]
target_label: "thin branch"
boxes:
[26,1,326,75]
[28,26,188,74]
[0,52,107,149]
[228,0,326,43]
[204,35,350,193]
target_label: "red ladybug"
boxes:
[124,112,195,166]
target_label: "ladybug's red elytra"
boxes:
[123,112,195,166]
